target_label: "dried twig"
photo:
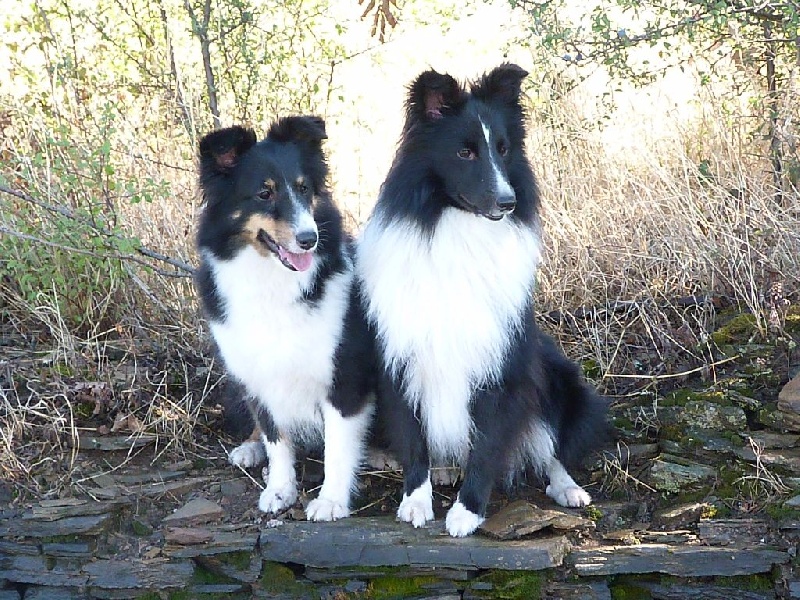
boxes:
[605,355,740,380]
[0,184,195,276]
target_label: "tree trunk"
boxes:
[183,0,221,129]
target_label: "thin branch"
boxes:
[0,185,195,276]
[605,355,741,380]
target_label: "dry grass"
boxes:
[1,0,799,501]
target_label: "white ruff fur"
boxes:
[357,208,541,461]
[206,246,352,440]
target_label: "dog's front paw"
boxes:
[229,440,266,468]
[397,496,434,527]
[306,496,349,522]
[445,500,484,537]
[546,483,591,508]
[258,481,298,514]
[396,479,434,527]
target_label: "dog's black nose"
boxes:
[295,230,318,250]
[496,194,516,213]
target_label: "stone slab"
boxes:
[570,543,789,576]
[697,519,771,547]
[24,499,124,521]
[166,529,259,558]
[0,513,111,538]
[260,517,571,571]
[545,581,612,600]
[0,555,89,587]
[163,497,224,525]
[479,500,592,540]
[83,559,194,590]
[0,540,39,556]
[641,583,773,600]
[648,456,717,493]
[23,586,86,600]
[304,566,472,582]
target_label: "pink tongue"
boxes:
[279,247,314,271]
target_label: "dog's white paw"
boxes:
[397,496,434,527]
[306,496,350,522]
[258,480,297,514]
[229,440,266,468]
[546,483,592,508]
[396,479,434,527]
[445,500,484,537]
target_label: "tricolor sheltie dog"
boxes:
[195,116,374,521]
[357,64,607,537]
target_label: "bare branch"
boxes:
[0,185,195,277]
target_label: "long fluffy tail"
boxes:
[219,378,256,440]
[538,331,610,468]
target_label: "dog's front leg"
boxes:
[306,402,372,521]
[259,433,298,514]
[444,390,508,537]
[395,407,433,527]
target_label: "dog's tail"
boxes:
[219,378,256,440]
[538,332,610,468]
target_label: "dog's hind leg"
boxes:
[228,427,266,468]
[306,403,373,521]
[524,417,592,508]
[545,457,591,507]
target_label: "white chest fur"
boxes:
[357,208,542,460]
[206,247,352,439]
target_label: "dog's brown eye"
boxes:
[258,188,273,201]
[297,183,309,194]
[497,142,508,157]
[457,148,475,160]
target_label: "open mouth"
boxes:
[256,230,314,272]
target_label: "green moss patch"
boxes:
[711,313,758,346]
[468,570,547,600]
[368,575,440,599]
[258,561,312,597]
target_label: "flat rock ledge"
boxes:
[570,543,790,577]
[259,517,571,570]
[2,510,797,599]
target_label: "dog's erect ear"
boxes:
[407,70,464,121]
[199,126,257,174]
[268,116,327,145]
[474,63,529,105]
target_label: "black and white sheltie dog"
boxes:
[356,64,607,537]
[195,116,374,521]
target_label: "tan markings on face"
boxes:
[295,176,305,188]
[241,214,296,257]
[230,210,242,220]
[263,178,276,191]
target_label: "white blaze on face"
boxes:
[286,179,318,252]
[479,117,514,199]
